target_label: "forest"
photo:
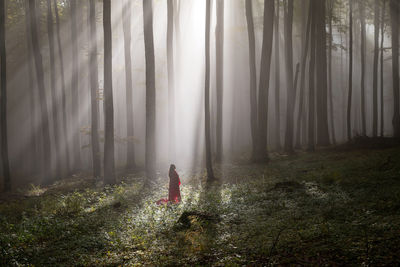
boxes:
[1,0,400,265]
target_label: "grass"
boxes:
[1,142,400,266]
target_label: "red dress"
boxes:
[168,170,181,203]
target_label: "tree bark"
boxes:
[347,0,353,141]
[245,0,258,160]
[0,0,10,191]
[205,0,215,181]
[123,0,136,170]
[360,0,367,136]
[380,0,386,137]
[308,0,316,151]
[215,0,224,162]
[274,0,281,151]
[373,0,380,137]
[167,0,176,163]
[390,0,400,137]
[328,0,336,144]
[103,0,116,184]
[143,0,156,180]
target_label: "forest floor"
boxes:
[1,138,400,266]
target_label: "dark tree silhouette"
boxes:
[380,0,386,137]
[328,0,336,144]
[167,0,176,163]
[347,0,353,141]
[308,0,316,151]
[360,0,366,136]
[215,0,224,162]
[372,0,380,137]
[390,0,400,137]
[274,0,281,150]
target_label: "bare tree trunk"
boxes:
[103,0,115,184]
[256,0,274,162]
[284,0,294,153]
[347,0,353,141]
[274,0,281,151]
[29,0,53,183]
[123,0,136,170]
[205,0,215,181]
[167,0,176,163]
[245,0,258,160]
[328,0,336,144]
[0,0,10,191]
[215,0,224,162]
[360,0,367,136]
[308,0,316,151]
[89,0,101,178]
[54,0,70,174]
[380,0,386,137]
[143,0,156,180]
[390,0,400,137]
[373,0,380,137]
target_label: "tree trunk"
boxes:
[54,0,70,174]
[274,0,281,151]
[390,0,400,137]
[205,0,215,181]
[328,0,336,144]
[167,0,176,163]
[380,0,386,137]
[255,0,274,162]
[284,0,294,153]
[143,0,156,180]
[245,0,258,160]
[0,0,10,191]
[29,0,53,183]
[215,0,224,162]
[89,0,101,178]
[70,0,81,170]
[123,0,136,170]
[372,0,380,137]
[103,0,116,184]
[360,0,367,136]
[46,0,61,178]
[347,0,353,141]
[308,0,316,151]
[315,0,330,146]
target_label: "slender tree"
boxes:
[245,0,258,160]
[89,0,101,178]
[308,0,316,151]
[54,0,70,174]
[103,0,116,184]
[328,0,336,144]
[215,0,224,162]
[390,0,400,137]
[0,0,10,191]
[205,0,215,181]
[372,0,380,137]
[347,0,353,141]
[143,0,156,180]
[256,0,274,162]
[274,0,281,150]
[123,0,136,170]
[284,0,295,153]
[167,0,176,163]
[29,0,53,183]
[360,0,367,136]
[380,0,386,137]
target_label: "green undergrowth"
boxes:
[1,144,400,266]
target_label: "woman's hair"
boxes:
[169,164,176,176]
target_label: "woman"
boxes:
[168,164,181,203]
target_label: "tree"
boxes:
[46,0,61,178]
[274,0,281,151]
[123,0,136,170]
[0,0,10,191]
[167,0,176,163]
[143,0,156,180]
[29,0,53,183]
[359,0,366,136]
[308,0,316,151]
[380,0,386,137]
[89,0,101,178]
[103,0,116,184]
[328,0,336,144]
[215,0,224,162]
[70,0,81,170]
[372,0,380,137]
[205,0,215,181]
[347,0,353,141]
[255,0,274,162]
[54,0,70,174]
[245,0,258,160]
[390,0,400,137]
[284,0,294,153]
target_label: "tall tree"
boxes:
[391,0,400,137]
[347,0,353,141]
[0,0,10,191]
[123,0,136,170]
[308,0,316,151]
[46,0,61,178]
[143,0,156,180]
[328,0,336,144]
[360,0,367,136]
[54,0,70,174]
[245,0,258,160]
[215,0,224,162]
[372,0,380,137]
[284,0,294,153]
[70,0,81,170]
[103,0,116,184]
[29,0,53,183]
[255,0,274,162]
[205,0,215,181]
[380,0,386,136]
[167,0,176,163]
[274,0,281,150]
[315,0,330,146]
[89,0,101,178]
